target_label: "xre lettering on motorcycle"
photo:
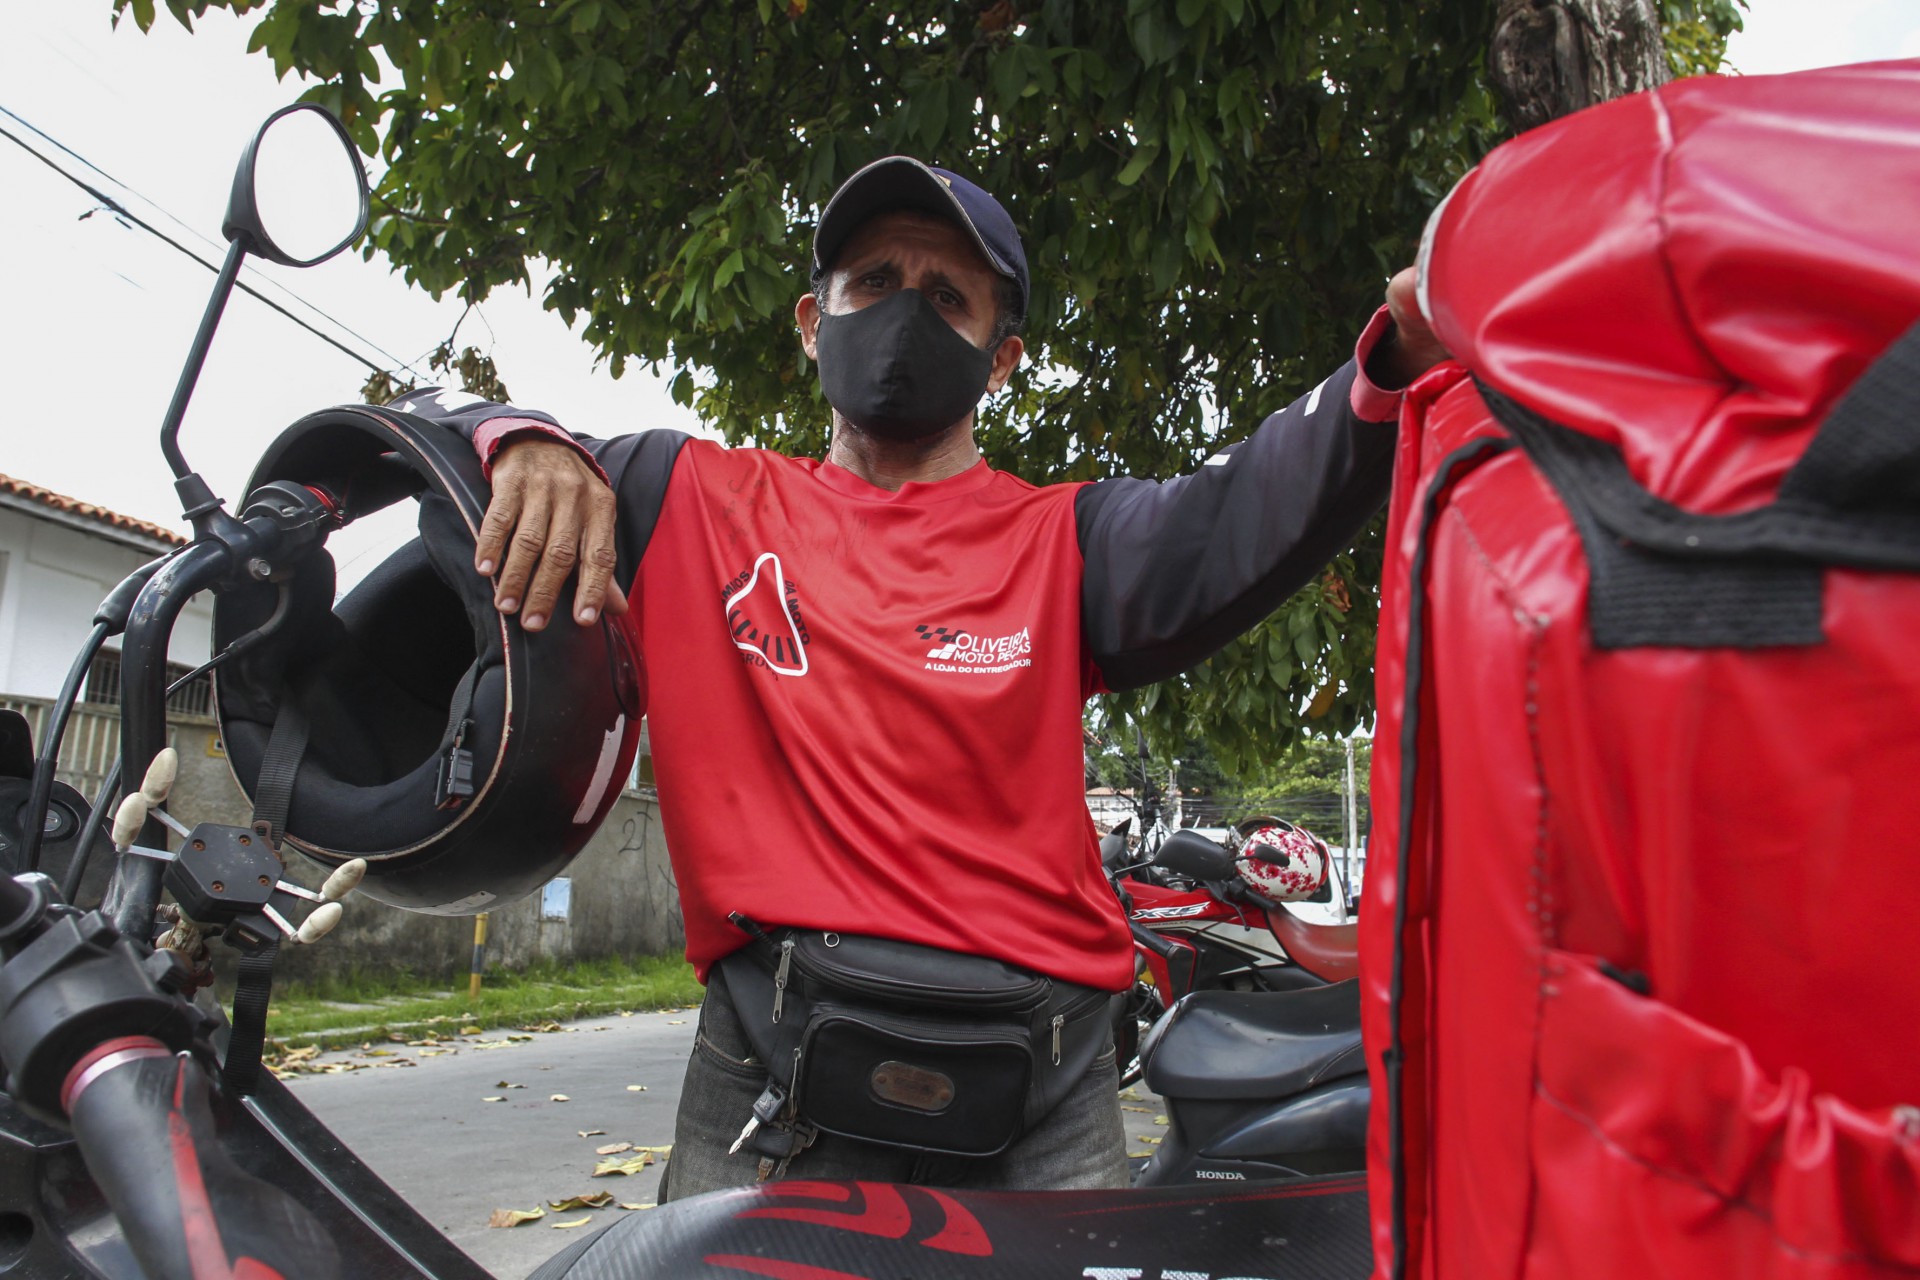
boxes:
[1131,903,1211,921]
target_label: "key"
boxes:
[729,1081,789,1156]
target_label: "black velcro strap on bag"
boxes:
[715,929,1111,1159]
[1477,322,1920,650]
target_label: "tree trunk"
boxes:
[1489,0,1671,132]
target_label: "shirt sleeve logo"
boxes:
[722,551,811,676]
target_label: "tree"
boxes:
[118,0,1738,778]
[1489,0,1736,130]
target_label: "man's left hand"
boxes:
[1368,266,1452,389]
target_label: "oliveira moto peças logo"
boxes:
[915,623,1032,674]
[721,551,811,676]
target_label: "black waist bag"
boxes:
[715,928,1113,1158]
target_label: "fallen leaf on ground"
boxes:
[1141,1135,1162,1145]
[618,1203,654,1211]
[1128,1150,1155,1159]
[666,1019,685,1025]
[551,1216,593,1229]
[360,1049,395,1058]
[578,1130,606,1138]
[388,1033,408,1043]
[482,1096,505,1103]
[496,1081,524,1089]
[547,1192,614,1211]
[522,1021,564,1033]
[625,1085,646,1092]
[461,1025,482,1035]
[506,1034,534,1043]
[1153,1115,1168,1126]
[633,1145,673,1154]
[550,1094,570,1102]
[1121,1105,1153,1114]
[596,1142,633,1156]
[488,1207,544,1228]
[591,1153,656,1177]
[619,1011,634,1018]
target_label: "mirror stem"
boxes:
[159,239,248,514]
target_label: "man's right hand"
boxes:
[474,438,626,631]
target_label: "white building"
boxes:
[0,473,212,785]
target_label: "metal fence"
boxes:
[0,694,179,799]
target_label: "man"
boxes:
[402,157,1445,1198]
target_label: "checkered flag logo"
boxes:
[916,623,961,659]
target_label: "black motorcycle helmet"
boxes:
[212,404,643,913]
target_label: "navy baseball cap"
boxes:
[812,156,1029,322]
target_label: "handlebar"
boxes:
[65,1038,341,1280]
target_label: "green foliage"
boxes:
[1664,0,1746,79]
[255,952,703,1051]
[114,1,1724,770]
[362,333,514,405]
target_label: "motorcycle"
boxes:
[1126,832,1367,1186]
[1104,805,1360,1087]
[0,103,1373,1280]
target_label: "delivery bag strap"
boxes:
[1479,319,1920,651]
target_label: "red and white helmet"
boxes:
[1231,817,1329,906]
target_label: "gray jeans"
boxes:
[661,973,1129,1201]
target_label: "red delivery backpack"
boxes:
[1361,60,1920,1280]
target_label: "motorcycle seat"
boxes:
[531,1173,1370,1279]
[1266,909,1360,982]
[1141,979,1364,1101]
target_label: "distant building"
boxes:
[0,473,211,791]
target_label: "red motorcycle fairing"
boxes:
[1364,58,1920,1280]
[530,1174,1370,1280]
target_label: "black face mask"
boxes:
[814,288,996,442]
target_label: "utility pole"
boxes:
[1343,738,1359,902]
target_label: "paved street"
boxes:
[284,1005,1167,1279]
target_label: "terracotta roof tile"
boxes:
[0,473,187,547]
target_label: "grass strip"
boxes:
[260,953,703,1052]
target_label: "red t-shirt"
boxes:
[638,445,1126,987]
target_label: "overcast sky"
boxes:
[2,0,1915,545]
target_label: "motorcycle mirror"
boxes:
[157,103,369,523]
[1153,829,1238,881]
[222,103,370,268]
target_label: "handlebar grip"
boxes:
[65,1039,342,1280]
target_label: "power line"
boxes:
[0,101,427,379]
[0,104,420,379]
